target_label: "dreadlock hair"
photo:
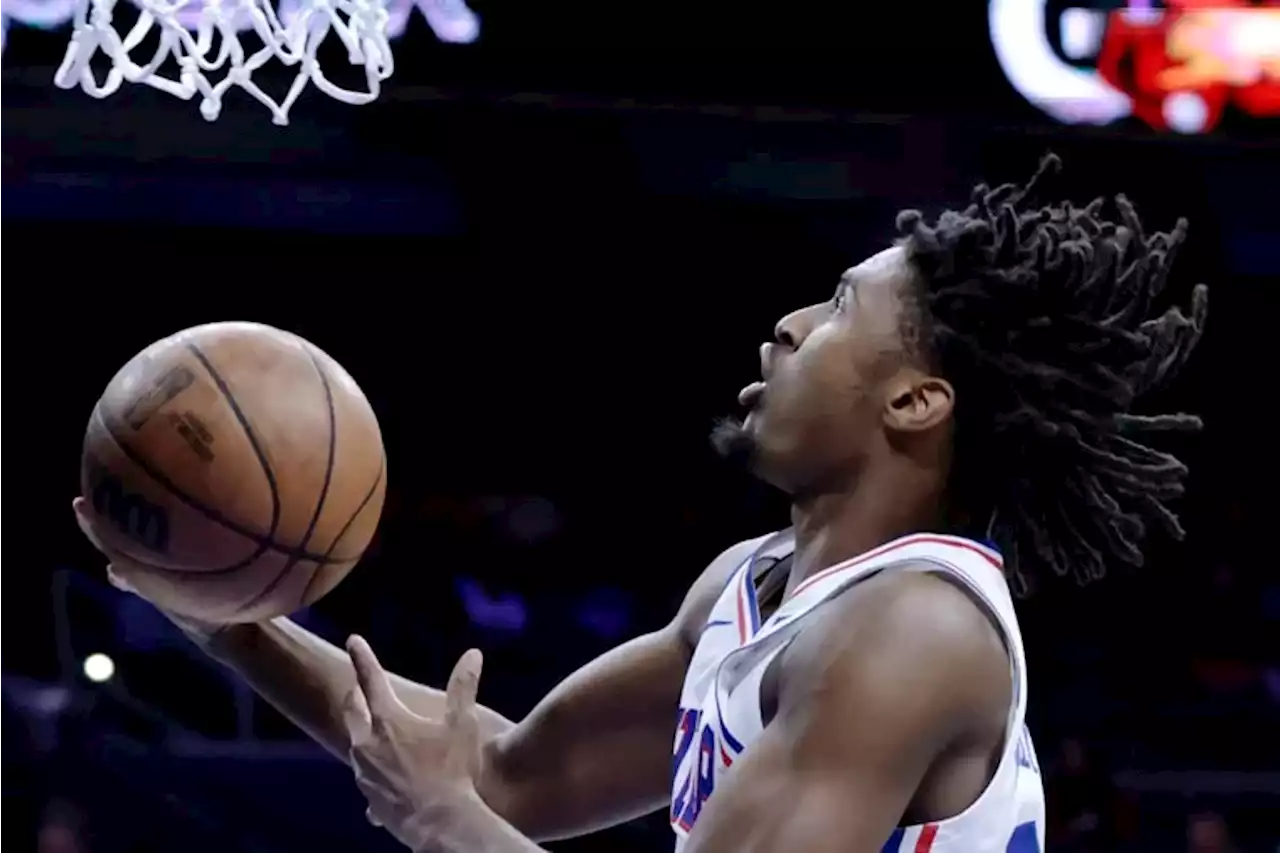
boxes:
[896,154,1208,593]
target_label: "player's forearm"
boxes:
[412,796,550,853]
[205,619,669,841]
[204,618,515,760]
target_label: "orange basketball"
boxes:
[81,322,387,623]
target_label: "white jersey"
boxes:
[669,531,1045,853]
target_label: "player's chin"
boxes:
[710,415,757,469]
[716,414,811,494]
[712,412,790,487]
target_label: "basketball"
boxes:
[81,322,387,624]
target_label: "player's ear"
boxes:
[882,369,954,434]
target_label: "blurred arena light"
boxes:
[989,0,1280,134]
[83,652,116,683]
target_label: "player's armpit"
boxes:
[680,571,1009,853]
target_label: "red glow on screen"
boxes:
[990,0,1280,134]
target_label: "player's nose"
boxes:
[772,317,795,351]
[772,304,812,352]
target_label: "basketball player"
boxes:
[76,156,1206,853]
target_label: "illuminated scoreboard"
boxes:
[990,0,1280,133]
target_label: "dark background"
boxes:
[4,2,1278,852]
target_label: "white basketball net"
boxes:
[53,0,394,125]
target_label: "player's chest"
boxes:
[669,662,737,836]
[669,596,778,834]
[670,552,813,837]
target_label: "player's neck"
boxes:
[786,463,948,596]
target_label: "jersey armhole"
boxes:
[890,561,1033,833]
[914,561,1025,763]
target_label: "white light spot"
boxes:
[83,653,115,682]
[1163,91,1209,134]
[1060,9,1105,60]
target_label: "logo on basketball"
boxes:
[87,463,172,553]
[122,364,197,431]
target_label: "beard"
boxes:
[710,416,757,470]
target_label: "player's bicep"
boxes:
[487,536,768,840]
[681,672,938,853]
[681,717,924,853]
[683,573,1003,853]
[485,627,687,838]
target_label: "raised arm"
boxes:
[474,535,764,839]
[203,535,764,841]
[205,617,516,750]
[388,569,1012,853]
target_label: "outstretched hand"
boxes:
[71,497,222,642]
[345,635,486,849]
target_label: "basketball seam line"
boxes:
[237,343,339,611]
[193,342,377,565]
[100,346,344,567]
[186,342,284,545]
[300,455,386,604]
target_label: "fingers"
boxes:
[443,649,483,776]
[346,635,400,723]
[343,685,373,746]
[348,756,393,827]
[351,769,396,819]
[74,499,141,595]
[73,497,110,553]
[444,648,483,729]
[105,565,137,594]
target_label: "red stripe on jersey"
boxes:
[915,823,939,852]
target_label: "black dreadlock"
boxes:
[897,154,1208,592]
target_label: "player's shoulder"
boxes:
[786,570,1010,712]
[772,571,1012,770]
[825,569,1001,650]
[670,530,788,648]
